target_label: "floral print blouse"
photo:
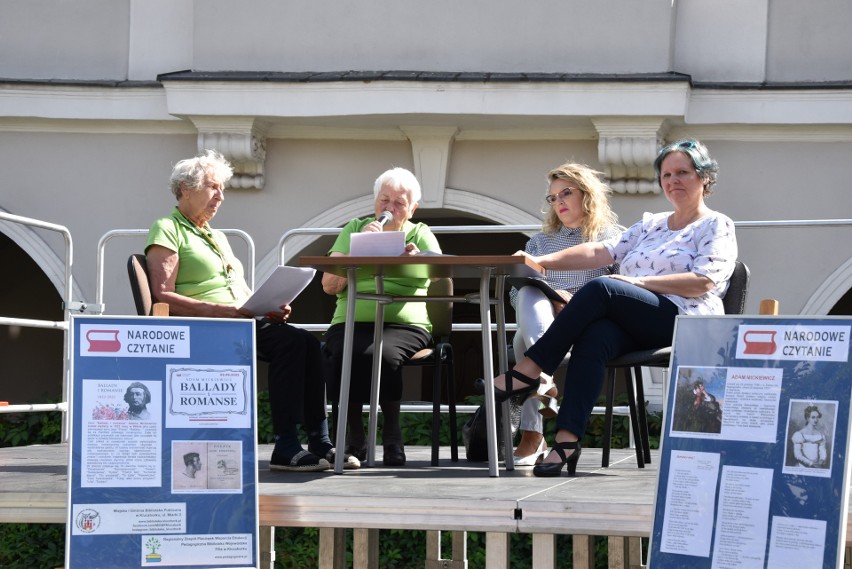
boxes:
[602,210,738,315]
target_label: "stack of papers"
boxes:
[349,231,405,256]
[238,266,316,315]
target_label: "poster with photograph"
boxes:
[782,399,836,478]
[81,379,162,488]
[172,440,242,493]
[669,365,782,443]
[67,315,259,569]
[648,316,852,569]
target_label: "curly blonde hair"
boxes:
[542,163,619,241]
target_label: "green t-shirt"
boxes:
[145,208,247,305]
[328,217,441,332]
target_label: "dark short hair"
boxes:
[124,382,151,405]
[653,138,719,196]
[183,452,200,466]
[804,405,822,420]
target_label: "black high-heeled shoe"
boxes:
[494,369,540,403]
[533,440,581,477]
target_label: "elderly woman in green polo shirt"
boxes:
[321,167,441,467]
[146,149,358,472]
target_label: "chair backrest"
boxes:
[127,254,153,316]
[722,261,750,315]
[425,277,453,340]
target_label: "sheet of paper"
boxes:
[660,450,720,557]
[767,516,826,568]
[349,231,405,256]
[238,265,316,316]
[711,466,773,569]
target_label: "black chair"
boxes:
[400,277,459,466]
[601,260,751,468]
[127,254,155,316]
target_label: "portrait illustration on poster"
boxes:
[671,366,725,435]
[81,379,163,487]
[89,380,158,422]
[172,440,242,493]
[783,399,836,478]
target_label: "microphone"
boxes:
[377,210,394,228]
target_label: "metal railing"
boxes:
[95,228,257,308]
[0,212,75,439]
[3,217,851,442]
[277,219,852,330]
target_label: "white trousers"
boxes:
[512,286,562,433]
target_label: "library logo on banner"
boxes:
[75,508,101,533]
[80,325,190,358]
[736,324,850,362]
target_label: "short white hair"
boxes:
[372,167,422,204]
[169,149,234,200]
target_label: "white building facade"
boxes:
[1,0,851,402]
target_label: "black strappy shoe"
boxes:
[494,369,540,403]
[533,440,581,477]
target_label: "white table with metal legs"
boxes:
[301,255,545,477]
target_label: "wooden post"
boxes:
[572,535,595,569]
[318,528,346,569]
[608,536,629,569]
[353,528,378,568]
[152,302,170,316]
[259,526,275,569]
[759,299,779,315]
[531,533,556,568]
[485,532,510,569]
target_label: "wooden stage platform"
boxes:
[0,442,657,532]
[3,442,659,568]
[7,443,852,568]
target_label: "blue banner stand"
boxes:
[648,316,852,569]
[65,315,259,569]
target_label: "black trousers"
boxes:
[255,320,326,435]
[324,322,431,403]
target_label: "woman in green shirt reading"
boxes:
[322,167,441,467]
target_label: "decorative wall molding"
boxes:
[592,117,665,194]
[400,126,458,208]
[192,117,268,189]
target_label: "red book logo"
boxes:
[743,330,777,355]
[86,330,121,352]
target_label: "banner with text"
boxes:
[648,316,852,569]
[67,316,259,569]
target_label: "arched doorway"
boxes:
[0,232,64,404]
[280,203,535,405]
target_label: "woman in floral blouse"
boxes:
[492,138,738,477]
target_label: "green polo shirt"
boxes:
[328,217,441,332]
[145,207,247,305]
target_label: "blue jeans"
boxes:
[524,277,679,438]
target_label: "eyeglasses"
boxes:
[545,187,578,205]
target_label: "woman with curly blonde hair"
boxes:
[508,162,620,466]
[496,139,738,477]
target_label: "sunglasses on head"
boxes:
[659,140,697,155]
